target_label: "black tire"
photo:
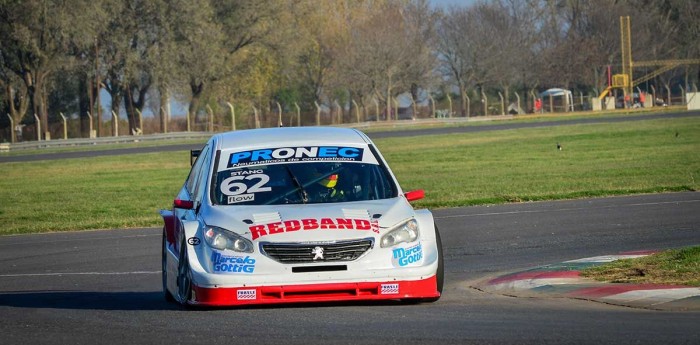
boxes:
[420,224,444,303]
[176,237,193,305]
[403,224,444,304]
[162,230,176,302]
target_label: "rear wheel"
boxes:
[176,237,193,305]
[162,231,175,302]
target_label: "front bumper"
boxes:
[189,275,439,306]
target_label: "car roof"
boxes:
[212,127,372,151]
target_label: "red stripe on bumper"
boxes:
[190,276,439,306]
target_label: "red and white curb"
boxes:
[477,251,700,310]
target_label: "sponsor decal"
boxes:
[228,194,254,204]
[249,218,375,240]
[211,252,256,273]
[228,146,363,168]
[187,237,201,246]
[380,283,399,295]
[237,289,257,300]
[392,243,423,267]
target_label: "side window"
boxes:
[185,145,209,197]
[192,148,212,206]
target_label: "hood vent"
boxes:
[253,212,281,224]
[342,208,370,220]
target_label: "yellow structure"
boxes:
[599,16,700,103]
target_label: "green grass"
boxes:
[387,116,699,208]
[0,116,698,234]
[580,246,700,286]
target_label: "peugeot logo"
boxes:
[311,246,324,260]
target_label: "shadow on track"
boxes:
[0,291,180,311]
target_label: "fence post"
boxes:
[409,94,416,120]
[276,101,282,127]
[60,112,67,139]
[446,94,452,118]
[226,102,236,131]
[294,102,300,126]
[6,114,15,143]
[252,105,260,128]
[373,98,379,121]
[136,109,143,135]
[186,111,191,132]
[112,111,118,137]
[465,92,471,118]
[7,114,15,143]
[498,92,505,115]
[87,112,94,138]
[34,114,41,141]
[481,91,488,116]
[515,93,521,115]
[352,100,360,123]
[314,101,320,126]
[650,85,656,107]
[335,100,342,124]
[206,105,214,132]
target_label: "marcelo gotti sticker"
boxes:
[211,252,256,273]
[392,243,423,267]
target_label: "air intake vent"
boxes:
[260,238,374,264]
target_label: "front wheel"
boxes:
[403,224,444,304]
[176,237,193,305]
[422,224,444,302]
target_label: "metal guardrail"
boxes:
[1,132,212,152]
[1,117,495,152]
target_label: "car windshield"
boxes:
[212,162,397,206]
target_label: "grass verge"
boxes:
[0,115,698,234]
[580,246,700,286]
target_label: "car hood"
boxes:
[203,197,415,242]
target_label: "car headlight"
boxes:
[203,225,254,253]
[380,219,419,248]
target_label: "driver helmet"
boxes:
[318,174,338,188]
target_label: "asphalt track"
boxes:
[1,110,698,163]
[1,111,699,343]
[1,192,699,344]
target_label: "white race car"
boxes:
[161,127,443,306]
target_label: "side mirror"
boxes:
[190,149,201,166]
[404,189,425,202]
[173,198,194,209]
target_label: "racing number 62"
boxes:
[220,174,271,196]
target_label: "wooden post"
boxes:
[7,114,15,143]
[314,101,320,126]
[226,102,236,131]
[34,114,41,141]
[60,112,67,139]
[294,102,300,126]
[112,110,118,137]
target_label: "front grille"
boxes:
[260,238,374,264]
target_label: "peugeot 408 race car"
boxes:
[161,127,443,306]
